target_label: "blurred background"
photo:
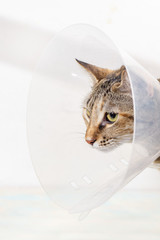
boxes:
[0,0,160,239]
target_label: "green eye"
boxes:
[106,112,118,123]
[86,109,91,118]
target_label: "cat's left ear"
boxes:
[75,59,112,85]
[111,66,132,95]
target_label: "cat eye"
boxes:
[99,112,118,130]
[105,112,118,123]
[84,108,91,119]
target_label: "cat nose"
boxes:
[86,138,96,145]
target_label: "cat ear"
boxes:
[111,66,132,95]
[75,59,112,84]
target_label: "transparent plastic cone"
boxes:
[27,24,160,213]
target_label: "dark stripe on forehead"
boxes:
[87,98,90,105]
[85,71,122,110]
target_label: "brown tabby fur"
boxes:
[76,59,159,168]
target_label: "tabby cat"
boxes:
[76,59,160,168]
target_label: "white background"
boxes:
[0,0,160,189]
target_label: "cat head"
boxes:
[76,59,134,151]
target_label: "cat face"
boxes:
[76,59,134,151]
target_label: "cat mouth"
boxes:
[92,136,132,152]
[92,140,118,152]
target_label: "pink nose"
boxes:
[86,138,96,145]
